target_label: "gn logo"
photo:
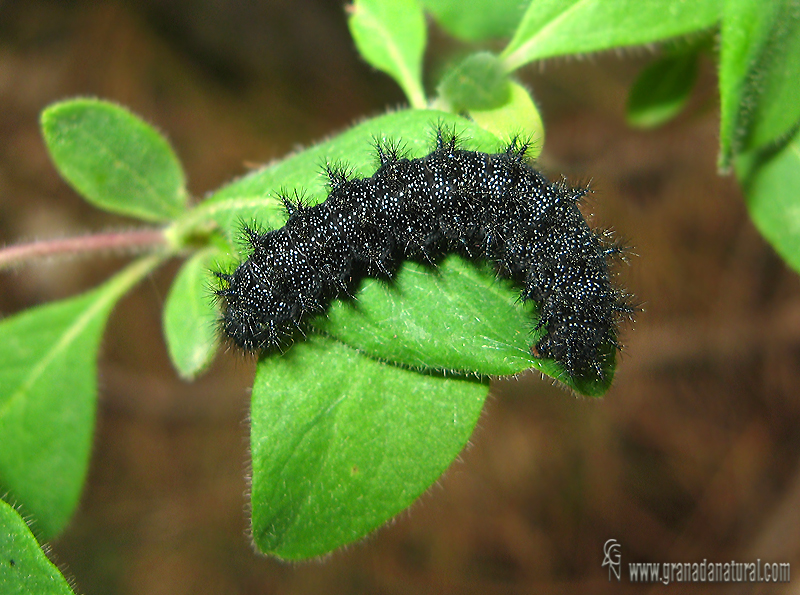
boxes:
[603,539,622,581]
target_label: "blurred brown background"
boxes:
[2,1,800,593]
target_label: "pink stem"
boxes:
[0,229,168,270]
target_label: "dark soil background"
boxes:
[2,1,800,593]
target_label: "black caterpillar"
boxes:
[215,130,633,379]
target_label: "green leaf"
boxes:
[719,0,800,169]
[437,52,511,111]
[250,335,488,560]
[348,0,427,108]
[736,126,800,274]
[0,256,162,539]
[317,253,612,395]
[41,99,187,222]
[467,81,545,154]
[422,0,529,41]
[163,248,226,379]
[317,256,541,374]
[0,500,74,595]
[626,51,699,129]
[317,246,613,390]
[501,0,722,72]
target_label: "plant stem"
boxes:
[0,229,168,271]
